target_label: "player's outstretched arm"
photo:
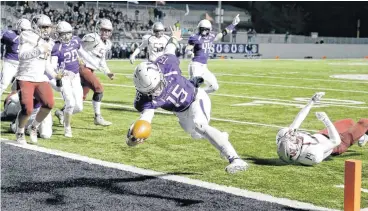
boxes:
[289,92,325,129]
[77,46,101,70]
[214,14,240,42]
[315,112,341,148]
[130,39,148,64]
[164,26,182,56]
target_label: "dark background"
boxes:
[171,1,368,37]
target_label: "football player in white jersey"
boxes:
[15,14,61,144]
[0,19,32,96]
[129,22,170,63]
[54,19,115,126]
[276,92,368,166]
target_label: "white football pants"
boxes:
[0,59,19,96]
[61,73,83,115]
[188,61,219,93]
[176,88,239,160]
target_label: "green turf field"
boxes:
[1,59,367,209]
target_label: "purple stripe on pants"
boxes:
[199,99,208,121]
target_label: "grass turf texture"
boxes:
[1,59,367,210]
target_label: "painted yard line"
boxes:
[100,83,368,109]
[334,185,368,193]
[213,73,368,84]
[79,98,318,133]
[212,93,368,109]
[0,140,338,211]
[217,81,368,94]
[100,72,368,84]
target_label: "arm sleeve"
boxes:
[98,52,111,74]
[19,42,44,60]
[139,109,155,123]
[164,37,180,55]
[320,117,341,147]
[214,24,236,42]
[77,46,101,70]
[45,56,57,78]
[289,101,314,130]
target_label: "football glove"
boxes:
[189,76,204,88]
[126,124,145,147]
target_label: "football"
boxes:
[132,120,152,139]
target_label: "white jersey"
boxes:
[16,31,55,82]
[276,128,333,166]
[81,33,112,72]
[141,35,170,62]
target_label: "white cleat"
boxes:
[16,133,27,145]
[94,115,112,126]
[27,125,38,144]
[358,134,368,147]
[225,158,249,174]
[55,110,64,125]
[64,126,73,138]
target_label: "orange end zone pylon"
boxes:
[344,159,362,211]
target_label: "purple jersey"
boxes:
[188,32,216,64]
[51,36,81,74]
[1,30,19,61]
[134,54,197,113]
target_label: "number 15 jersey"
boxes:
[134,54,197,113]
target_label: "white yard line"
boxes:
[217,81,368,94]
[334,185,368,193]
[100,83,368,109]
[99,72,368,84]
[0,140,339,211]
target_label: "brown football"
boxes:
[132,120,152,139]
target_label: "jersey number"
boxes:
[166,84,188,107]
[64,49,78,63]
[153,43,164,53]
[202,42,212,53]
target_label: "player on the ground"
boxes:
[15,14,61,144]
[186,15,240,93]
[276,92,368,166]
[55,18,115,126]
[0,19,32,96]
[129,22,169,63]
[2,91,53,139]
[127,26,248,174]
[51,21,104,137]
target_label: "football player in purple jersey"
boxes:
[127,26,248,174]
[186,14,240,93]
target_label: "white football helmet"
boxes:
[56,21,73,44]
[276,129,303,163]
[152,22,165,38]
[31,14,52,39]
[15,19,32,34]
[133,62,165,97]
[197,19,212,36]
[98,18,113,40]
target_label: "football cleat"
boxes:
[16,133,27,145]
[94,115,112,126]
[55,110,64,125]
[27,125,38,144]
[225,158,249,174]
[64,126,72,138]
[358,134,368,147]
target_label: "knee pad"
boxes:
[92,92,103,102]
